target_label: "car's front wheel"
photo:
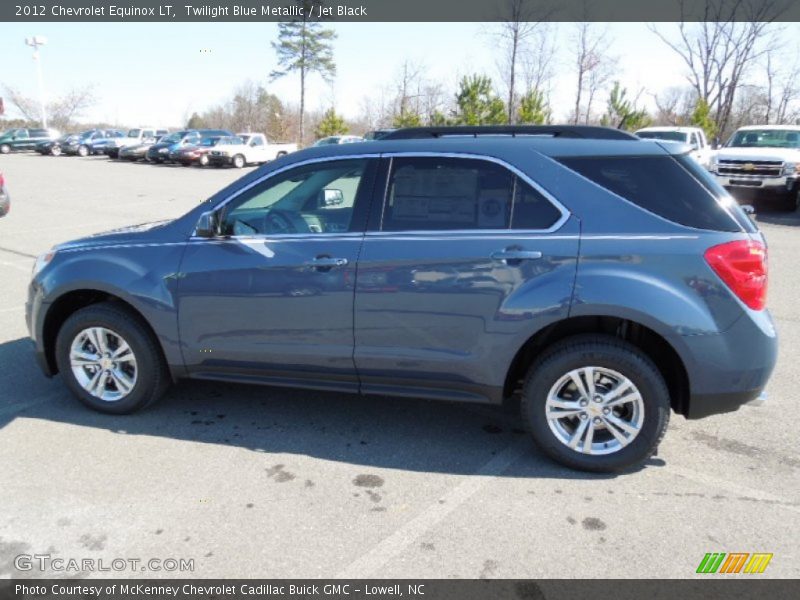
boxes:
[51,146,62,156]
[0,144,10,154]
[521,334,670,473]
[232,154,246,168]
[55,303,169,414]
[198,154,209,167]
[77,145,89,157]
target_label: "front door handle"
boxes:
[490,249,543,262]
[305,256,349,271]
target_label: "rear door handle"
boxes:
[490,249,543,262]
[305,256,349,270]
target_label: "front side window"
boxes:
[222,159,369,236]
[381,157,561,232]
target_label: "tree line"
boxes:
[2,0,798,145]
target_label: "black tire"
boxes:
[276,151,287,159]
[77,145,89,157]
[52,146,62,156]
[521,334,670,473]
[198,154,209,167]
[0,144,10,154]
[781,188,800,212]
[55,303,170,414]
[232,154,245,168]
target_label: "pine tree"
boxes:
[270,1,337,146]
[315,108,348,138]
[454,75,507,125]
[517,89,551,124]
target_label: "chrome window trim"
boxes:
[193,151,571,240]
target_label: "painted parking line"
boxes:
[337,438,530,578]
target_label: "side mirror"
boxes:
[195,210,220,238]
[319,188,344,207]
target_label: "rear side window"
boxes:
[556,155,740,232]
[382,157,561,232]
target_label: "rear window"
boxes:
[556,155,740,232]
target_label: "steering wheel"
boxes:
[264,209,309,234]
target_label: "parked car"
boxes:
[25,125,776,473]
[146,129,232,163]
[106,128,169,159]
[313,135,364,146]
[119,137,163,161]
[35,133,77,156]
[0,128,59,154]
[85,130,126,156]
[635,126,713,167]
[708,125,800,211]
[170,136,223,166]
[62,129,124,157]
[0,172,8,217]
[207,133,297,168]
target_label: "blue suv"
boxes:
[26,126,777,472]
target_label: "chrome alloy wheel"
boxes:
[545,366,644,455]
[69,327,138,402]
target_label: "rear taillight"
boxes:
[704,240,768,310]
[0,173,5,187]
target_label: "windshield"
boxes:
[637,131,689,143]
[161,133,183,144]
[219,136,243,145]
[127,129,142,138]
[314,137,340,146]
[728,129,800,148]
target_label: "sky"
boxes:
[0,21,779,128]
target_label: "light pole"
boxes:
[25,35,48,129]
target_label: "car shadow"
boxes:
[755,206,800,227]
[0,337,663,480]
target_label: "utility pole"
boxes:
[25,35,48,129]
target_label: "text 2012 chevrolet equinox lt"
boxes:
[26,126,777,472]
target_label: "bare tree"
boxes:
[519,24,557,99]
[2,84,96,129]
[571,22,612,124]
[763,47,800,124]
[393,59,425,122]
[495,0,554,124]
[652,86,696,125]
[649,0,785,136]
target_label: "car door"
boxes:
[12,129,30,150]
[354,154,579,403]
[248,136,269,163]
[176,157,378,391]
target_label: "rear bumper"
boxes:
[681,310,777,419]
[687,389,766,419]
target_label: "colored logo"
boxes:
[696,552,773,574]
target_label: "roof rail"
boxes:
[379,125,638,141]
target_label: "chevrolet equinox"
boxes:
[26,126,777,472]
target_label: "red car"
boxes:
[169,136,223,167]
[0,172,9,217]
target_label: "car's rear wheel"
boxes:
[55,303,169,414]
[51,146,62,156]
[77,145,89,157]
[276,151,287,159]
[0,144,10,154]
[232,154,245,168]
[521,334,670,473]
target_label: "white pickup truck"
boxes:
[207,133,297,168]
[708,125,800,212]
[635,126,713,167]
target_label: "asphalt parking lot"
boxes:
[0,153,798,579]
